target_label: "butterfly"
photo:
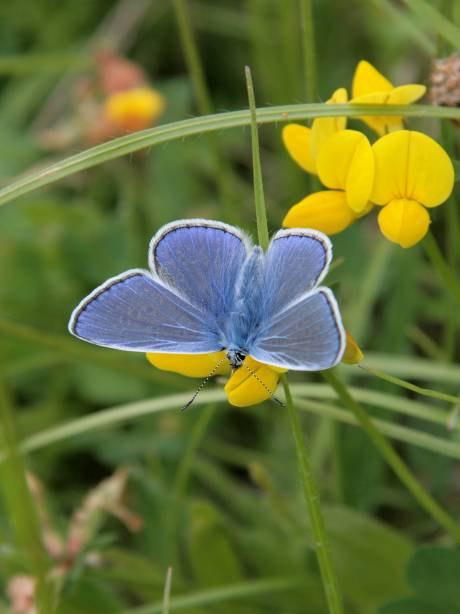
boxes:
[69,219,346,397]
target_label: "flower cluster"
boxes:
[283,60,455,248]
[147,334,362,408]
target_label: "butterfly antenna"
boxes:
[180,356,227,412]
[241,364,285,407]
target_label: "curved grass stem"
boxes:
[360,363,460,405]
[1,103,460,209]
[322,369,460,543]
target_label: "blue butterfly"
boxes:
[69,219,345,374]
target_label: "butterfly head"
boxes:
[226,349,247,369]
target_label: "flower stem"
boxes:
[424,230,460,306]
[322,369,460,543]
[245,66,270,250]
[282,376,344,614]
[298,0,317,102]
[245,66,343,614]
[359,364,460,406]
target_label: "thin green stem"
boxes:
[298,0,317,102]
[1,103,459,209]
[295,397,460,461]
[0,381,53,613]
[162,567,173,614]
[360,364,460,406]
[402,0,460,51]
[246,66,342,613]
[245,66,269,249]
[172,0,212,115]
[123,576,300,614]
[424,230,460,306]
[12,384,460,463]
[282,377,343,614]
[322,369,460,543]
[172,0,234,219]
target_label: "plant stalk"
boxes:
[298,0,317,102]
[282,377,344,614]
[245,65,343,614]
[322,369,460,543]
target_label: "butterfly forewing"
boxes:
[69,269,222,353]
[149,220,250,319]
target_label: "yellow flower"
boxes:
[104,87,165,133]
[351,60,426,136]
[371,130,454,248]
[282,87,348,174]
[146,351,284,407]
[224,357,286,408]
[342,331,364,365]
[147,336,359,407]
[283,129,374,235]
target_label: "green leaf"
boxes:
[407,546,460,608]
[187,501,243,587]
[380,598,449,614]
[325,506,413,613]
[379,546,460,613]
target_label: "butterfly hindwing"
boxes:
[69,269,222,353]
[249,287,345,370]
[246,230,344,370]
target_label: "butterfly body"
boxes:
[69,219,346,372]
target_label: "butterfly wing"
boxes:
[249,230,345,370]
[250,288,345,370]
[149,219,251,321]
[263,228,332,317]
[69,269,222,353]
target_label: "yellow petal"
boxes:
[378,199,430,248]
[352,60,393,97]
[146,351,230,377]
[282,124,316,174]
[310,87,348,159]
[317,129,374,213]
[371,131,454,207]
[283,190,358,235]
[351,92,404,136]
[224,356,285,408]
[342,331,364,364]
[388,84,426,105]
[105,87,166,132]
[346,136,375,213]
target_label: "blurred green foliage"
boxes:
[0,0,460,612]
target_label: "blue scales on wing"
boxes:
[69,269,222,353]
[149,219,250,327]
[248,230,346,370]
[69,220,251,354]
